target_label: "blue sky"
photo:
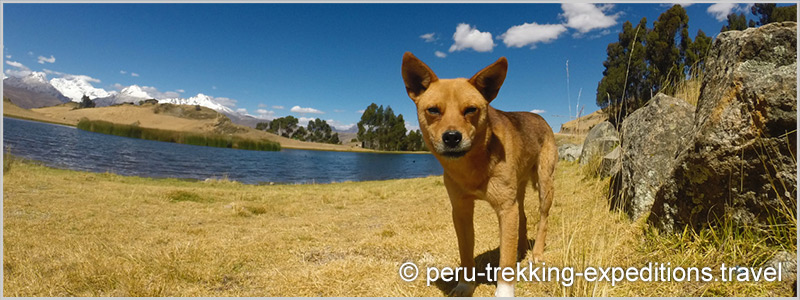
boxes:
[2,2,774,131]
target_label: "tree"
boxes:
[721,13,748,32]
[404,129,426,151]
[596,18,647,125]
[267,116,299,138]
[645,4,690,96]
[356,103,414,151]
[78,94,95,109]
[255,122,269,131]
[292,126,308,140]
[686,29,712,77]
[751,4,797,26]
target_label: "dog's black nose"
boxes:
[442,131,462,148]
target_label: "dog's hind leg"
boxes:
[532,144,557,263]
[516,180,530,260]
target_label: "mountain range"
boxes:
[2,72,263,127]
[3,72,357,133]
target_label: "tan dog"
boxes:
[402,52,557,297]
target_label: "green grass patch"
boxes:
[165,190,210,203]
[76,118,280,151]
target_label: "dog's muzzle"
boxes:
[438,130,470,158]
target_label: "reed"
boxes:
[76,118,280,151]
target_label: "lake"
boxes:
[2,117,443,184]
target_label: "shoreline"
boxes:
[2,114,431,155]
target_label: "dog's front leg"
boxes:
[445,176,476,297]
[494,196,519,297]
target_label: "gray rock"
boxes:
[579,121,619,165]
[611,93,695,220]
[558,143,582,162]
[648,22,797,233]
[763,251,797,280]
[599,146,620,178]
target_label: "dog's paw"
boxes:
[448,281,476,297]
[494,281,515,297]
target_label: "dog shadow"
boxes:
[432,238,536,295]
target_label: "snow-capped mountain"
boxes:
[3,72,70,108]
[4,71,65,98]
[50,76,116,102]
[93,85,153,106]
[159,93,235,114]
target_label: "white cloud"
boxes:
[4,60,32,77]
[707,3,739,22]
[256,109,276,120]
[211,96,237,107]
[176,89,185,93]
[435,51,447,58]
[357,109,365,113]
[530,109,546,114]
[420,32,437,42]
[560,3,619,34]
[405,121,420,132]
[138,86,181,99]
[298,117,318,125]
[212,85,217,90]
[291,105,324,114]
[333,109,345,113]
[449,23,495,53]
[5,55,11,59]
[236,108,248,114]
[120,70,127,74]
[501,23,567,48]
[272,105,284,109]
[27,51,33,56]
[131,72,140,77]
[37,55,56,64]
[326,119,355,131]
[258,103,268,108]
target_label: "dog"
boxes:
[402,52,557,297]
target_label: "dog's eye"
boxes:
[427,107,441,115]
[463,107,478,116]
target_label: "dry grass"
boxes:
[3,160,793,296]
[674,72,703,106]
[558,110,608,135]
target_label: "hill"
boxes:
[558,110,608,135]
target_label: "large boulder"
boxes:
[558,143,582,162]
[599,146,621,178]
[611,93,695,220]
[648,22,797,233]
[579,121,619,165]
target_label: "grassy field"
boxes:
[2,156,794,297]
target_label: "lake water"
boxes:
[2,117,443,184]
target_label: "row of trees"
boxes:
[596,4,796,125]
[357,103,426,151]
[256,116,340,144]
[722,3,796,32]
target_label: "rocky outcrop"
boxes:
[648,22,797,233]
[611,93,695,220]
[579,121,619,165]
[558,143,582,162]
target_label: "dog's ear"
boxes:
[402,52,439,102]
[469,57,508,103]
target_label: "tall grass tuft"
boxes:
[76,118,280,151]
